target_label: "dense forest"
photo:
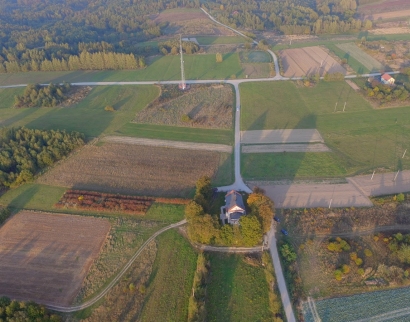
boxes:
[0,297,61,321]
[0,127,84,188]
[0,0,373,73]
[206,0,372,34]
[14,83,71,108]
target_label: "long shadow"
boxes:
[0,107,39,128]
[7,184,39,210]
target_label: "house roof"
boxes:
[381,73,392,81]
[225,190,245,213]
[230,212,244,220]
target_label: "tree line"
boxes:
[0,51,145,74]
[0,297,60,322]
[205,0,372,35]
[14,83,71,108]
[158,39,200,55]
[0,127,84,188]
[185,176,274,247]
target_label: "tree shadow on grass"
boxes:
[0,107,39,127]
[7,184,39,210]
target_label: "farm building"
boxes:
[381,73,395,85]
[220,190,246,224]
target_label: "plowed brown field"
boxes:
[0,211,110,306]
[280,46,347,77]
[38,143,222,197]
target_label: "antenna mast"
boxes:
[179,34,186,90]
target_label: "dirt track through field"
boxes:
[0,211,110,306]
[241,129,324,144]
[242,143,330,153]
[280,47,346,77]
[102,136,232,153]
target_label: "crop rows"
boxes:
[56,190,155,214]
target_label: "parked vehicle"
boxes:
[274,217,280,223]
[281,229,288,236]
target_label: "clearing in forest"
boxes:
[37,143,231,197]
[279,46,346,77]
[0,211,110,306]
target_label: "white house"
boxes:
[381,73,395,85]
[220,190,246,225]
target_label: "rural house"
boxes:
[220,190,246,225]
[381,73,395,85]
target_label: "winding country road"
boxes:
[0,10,406,321]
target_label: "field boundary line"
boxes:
[102,135,233,153]
[46,219,187,313]
[351,306,410,322]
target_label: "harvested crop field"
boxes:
[358,0,410,15]
[279,46,346,77]
[38,143,226,197]
[336,43,384,72]
[102,136,232,153]
[0,211,110,306]
[241,129,324,144]
[242,143,330,153]
[135,84,233,129]
[370,27,410,34]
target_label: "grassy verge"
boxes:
[205,253,274,322]
[140,229,197,321]
[117,123,233,145]
[241,153,346,180]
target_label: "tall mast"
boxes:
[179,34,186,90]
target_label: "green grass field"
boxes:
[0,53,244,86]
[325,44,370,74]
[117,123,233,145]
[0,183,185,222]
[205,253,273,322]
[336,43,383,72]
[0,85,159,137]
[140,229,197,322]
[242,153,346,180]
[196,36,246,45]
[240,80,410,177]
[239,50,271,63]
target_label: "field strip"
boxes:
[242,143,330,153]
[352,306,410,322]
[336,43,383,72]
[102,136,232,153]
[345,80,360,91]
[367,9,410,20]
[241,129,325,144]
[46,219,187,312]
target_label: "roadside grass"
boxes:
[0,88,23,109]
[140,229,197,322]
[0,183,185,223]
[242,152,346,180]
[325,44,370,74]
[240,80,410,177]
[196,36,246,45]
[117,123,233,145]
[0,53,244,86]
[205,253,273,322]
[0,85,159,137]
[213,152,234,187]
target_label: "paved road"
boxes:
[46,219,187,313]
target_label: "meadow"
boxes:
[140,230,197,322]
[196,36,245,45]
[205,253,274,322]
[240,80,410,178]
[0,53,245,86]
[0,85,234,144]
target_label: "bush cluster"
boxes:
[365,79,409,104]
[0,297,60,321]
[0,127,84,188]
[14,83,71,108]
